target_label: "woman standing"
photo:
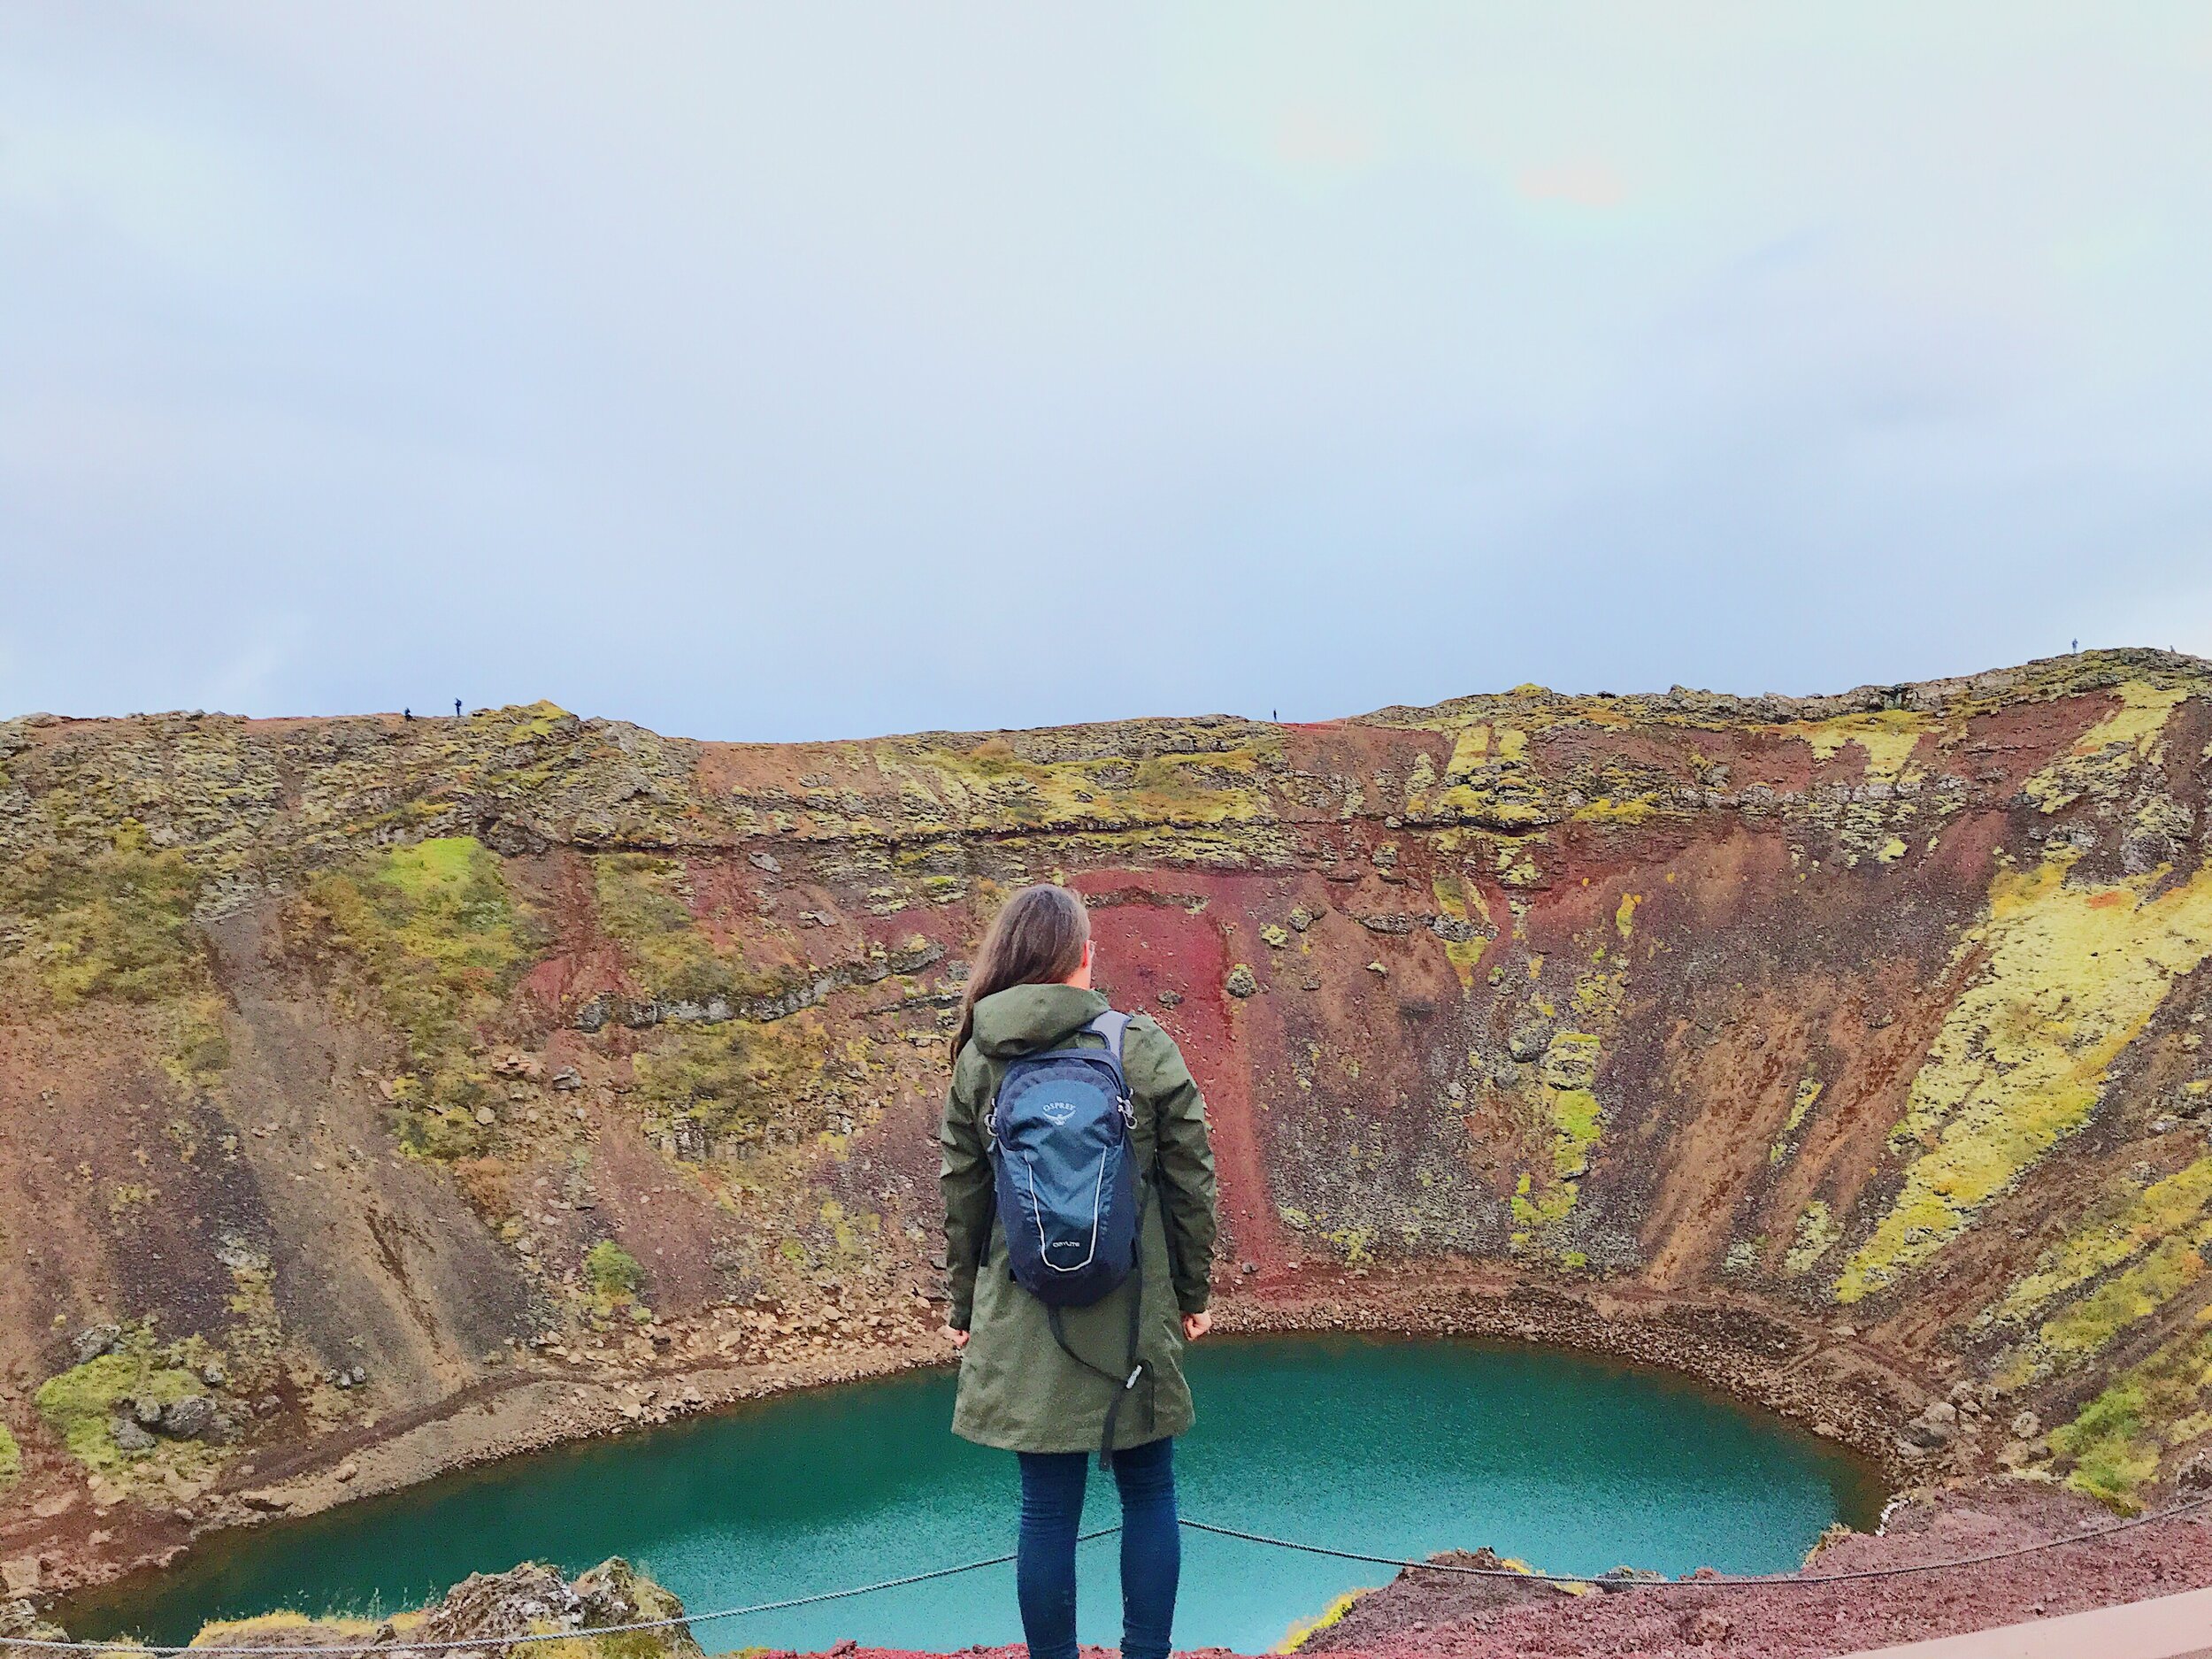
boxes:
[940,883,1219,1659]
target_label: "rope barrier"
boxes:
[1184,1489,2212,1587]
[0,1532,1125,1656]
[5,1494,2208,1655]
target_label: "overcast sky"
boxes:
[4,4,2210,740]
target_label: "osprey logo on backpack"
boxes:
[986,1010,1141,1309]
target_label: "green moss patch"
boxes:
[299,836,537,1156]
[592,856,746,1004]
[634,1018,822,1149]
[34,1348,204,1473]
[0,1420,21,1494]
[1785,1201,1840,1276]
[0,823,206,1006]
[585,1240,644,1304]
[2050,1323,2212,1508]
[1835,852,2212,1303]
[2039,1228,2212,1363]
[1988,1155,2212,1328]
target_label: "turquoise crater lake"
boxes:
[69,1336,1885,1655]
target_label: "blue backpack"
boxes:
[987,1009,1152,1462]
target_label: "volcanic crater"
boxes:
[6,648,2212,1652]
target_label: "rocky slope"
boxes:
[5,649,2212,1619]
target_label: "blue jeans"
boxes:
[1015,1437,1179,1659]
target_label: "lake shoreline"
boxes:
[35,1263,1929,1633]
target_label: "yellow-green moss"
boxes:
[1537,1032,1604,1180]
[585,1240,644,1305]
[1794,709,1930,779]
[161,993,233,1090]
[1421,724,1551,826]
[634,1017,823,1148]
[1989,1156,2212,1328]
[183,1561,694,1659]
[0,823,205,1006]
[1402,750,1440,815]
[2033,1224,2212,1369]
[592,856,751,1004]
[866,732,1281,835]
[1507,1032,1608,1244]
[2049,1317,2212,1507]
[1834,852,2212,1303]
[190,1613,390,1647]
[0,1420,20,1494]
[1770,1075,1824,1166]
[501,700,572,743]
[1442,726,1492,777]
[300,836,535,1156]
[1548,1087,1601,1179]
[1785,1201,1840,1275]
[1430,872,1490,987]
[1281,1589,1367,1651]
[1614,893,1641,939]
[34,1346,204,1472]
[2023,682,2192,814]
[1571,795,1665,826]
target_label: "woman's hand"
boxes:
[947,1325,970,1349]
[1181,1311,1211,1342]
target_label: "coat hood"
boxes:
[969,983,1109,1060]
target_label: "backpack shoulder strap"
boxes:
[1083,1010,1133,1096]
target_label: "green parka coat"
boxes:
[941,983,1218,1455]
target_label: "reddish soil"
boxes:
[1297,1479,2212,1658]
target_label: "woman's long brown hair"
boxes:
[949,883,1090,1064]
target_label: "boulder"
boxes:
[156,1394,219,1440]
[71,1325,123,1365]
[400,1557,703,1659]
[1507,1025,1550,1064]
[1901,1402,1956,1449]
[0,1593,66,1644]
[1539,1033,1601,1091]
[1225,964,1258,998]
[110,1416,157,1453]
[1679,1608,1732,1643]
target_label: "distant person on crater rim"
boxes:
[940,881,1219,1659]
